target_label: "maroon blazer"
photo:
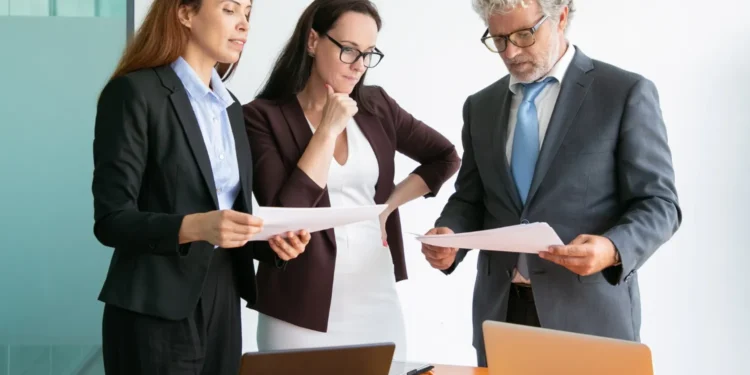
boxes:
[242,85,461,332]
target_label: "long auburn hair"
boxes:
[255,0,382,114]
[110,0,237,81]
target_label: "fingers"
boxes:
[297,230,311,245]
[215,231,252,249]
[286,231,304,250]
[544,244,589,257]
[219,218,262,237]
[420,226,460,270]
[540,252,587,267]
[539,252,598,276]
[220,210,263,228]
[425,228,440,236]
[422,245,456,259]
[424,227,454,236]
[269,232,305,261]
[326,83,334,96]
[569,234,591,245]
[269,237,294,261]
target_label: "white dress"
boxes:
[256,118,408,361]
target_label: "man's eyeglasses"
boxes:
[324,33,384,68]
[480,15,548,53]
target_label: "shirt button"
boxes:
[216,187,222,193]
[219,153,225,160]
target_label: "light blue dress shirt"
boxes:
[170,57,241,211]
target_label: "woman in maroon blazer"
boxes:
[243,0,460,360]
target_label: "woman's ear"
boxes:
[307,30,320,57]
[177,5,194,29]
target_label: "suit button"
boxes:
[521,219,529,224]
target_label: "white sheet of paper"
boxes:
[250,204,388,241]
[414,222,564,253]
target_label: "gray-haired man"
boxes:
[421,0,681,367]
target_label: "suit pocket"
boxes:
[578,271,607,284]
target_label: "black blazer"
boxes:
[92,65,277,321]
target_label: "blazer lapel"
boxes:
[156,66,219,209]
[279,98,337,248]
[227,101,252,212]
[353,111,391,202]
[170,92,219,209]
[280,97,314,156]
[487,79,523,212]
[526,49,594,206]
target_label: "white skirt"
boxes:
[256,225,407,362]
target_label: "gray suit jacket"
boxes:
[436,47,682,354]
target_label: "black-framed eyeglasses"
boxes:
[480,15,548,53]
[324,33,384,68]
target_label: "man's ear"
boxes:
[558,6,569,32]
[177,5,195,29]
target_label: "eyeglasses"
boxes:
[324,33,384,68]
[480,15,548,53]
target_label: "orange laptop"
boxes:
[482,320,653,375]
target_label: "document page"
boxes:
[250,204,387,241]
[413,222,563,253]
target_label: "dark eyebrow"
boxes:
[340,40,376,50]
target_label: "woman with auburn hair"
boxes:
[92,0,309,374]
[243,0,460,361]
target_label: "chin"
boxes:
[510,67,540,83]
[334,82,356,95]
[216,51,241,65]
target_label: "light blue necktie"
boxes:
[511,77,554,279]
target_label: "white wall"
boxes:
[134,0,750,373]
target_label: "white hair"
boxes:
[472,0,575,26]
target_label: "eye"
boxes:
[223,9,235,14]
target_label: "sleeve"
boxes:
[243,102,327,208]
[601,77,682,285]
[377,86,461,198]
[92,76,189,256]
[434,96,487,274]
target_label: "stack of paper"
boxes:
[413,222,563,253]
[250,204,388,241]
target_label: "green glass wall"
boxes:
[0,1,130,374]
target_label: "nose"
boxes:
[502,42,521,60]
[238,16,249,32]
[351,55,366,72]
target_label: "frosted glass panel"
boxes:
[9,0,47,16]
[56,0,95,17]
[95,0,127,17]
[3,0,127,17]
[0,4,127,373]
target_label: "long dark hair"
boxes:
[111,0,238,81]
[255,0,382,114]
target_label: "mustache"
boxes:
[506,57,533,65]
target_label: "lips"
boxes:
[229,39,246,46]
